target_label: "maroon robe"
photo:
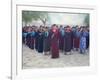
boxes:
[73,29,80,49]
[73,37,80,48]
[50,29,59,58]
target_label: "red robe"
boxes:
[50,29,59,58]
[73,37,79,48]
[73,30,80,49]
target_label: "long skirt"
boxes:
[51,41,59,58]
[22,32,27,44]
[38,38,43,53]
[80,37,86,53]
[43,38,50,52]
[26,34,31,48]
[30,37,34,49]
[64,38,72,52]
[73,37,80,48]
[35,37,38,51]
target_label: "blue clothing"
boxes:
[82,31,88,37]
[80,36,86,50]
[31,32,35,37]
[60,28,65,37]
[23,32,28,37]
[45,32,49,37]
[80,32,87,53]
[76,30,80,38]
[22,32,28,44]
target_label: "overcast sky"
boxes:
[24,12,89,27]
[47,12,89,26]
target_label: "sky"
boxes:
[47,12,89,26]
[24,12,89,27]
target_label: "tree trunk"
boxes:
[42,19,46,27]
[43,21,46,27]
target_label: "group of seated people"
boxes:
[22,24,89,58]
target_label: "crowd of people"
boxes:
[22,24,89,59]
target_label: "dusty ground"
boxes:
[22,44,89,69]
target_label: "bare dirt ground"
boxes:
[22,44,89,69]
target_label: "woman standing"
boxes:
[37,26,44,53]
[26,27,32,48]
[64,26,72,55]
[73,26,80,51]
[50,24,59,58]
[22,26,28,44]
[43,27,50,55]
[30,28,35,49]
[34,26,39,51]
[59,25,64,52]
[79,27,87,54]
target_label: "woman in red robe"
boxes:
[50,24,59,58]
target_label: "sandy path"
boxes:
[22,44,89,69]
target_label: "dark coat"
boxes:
[30,32,35,49]
[64,31,72,52]
[37,31,44,53]
[26,33,32,48]
[73,31,80,48]
[43,32,50,52]
[59,30,64,50]
[34,32,39,50]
